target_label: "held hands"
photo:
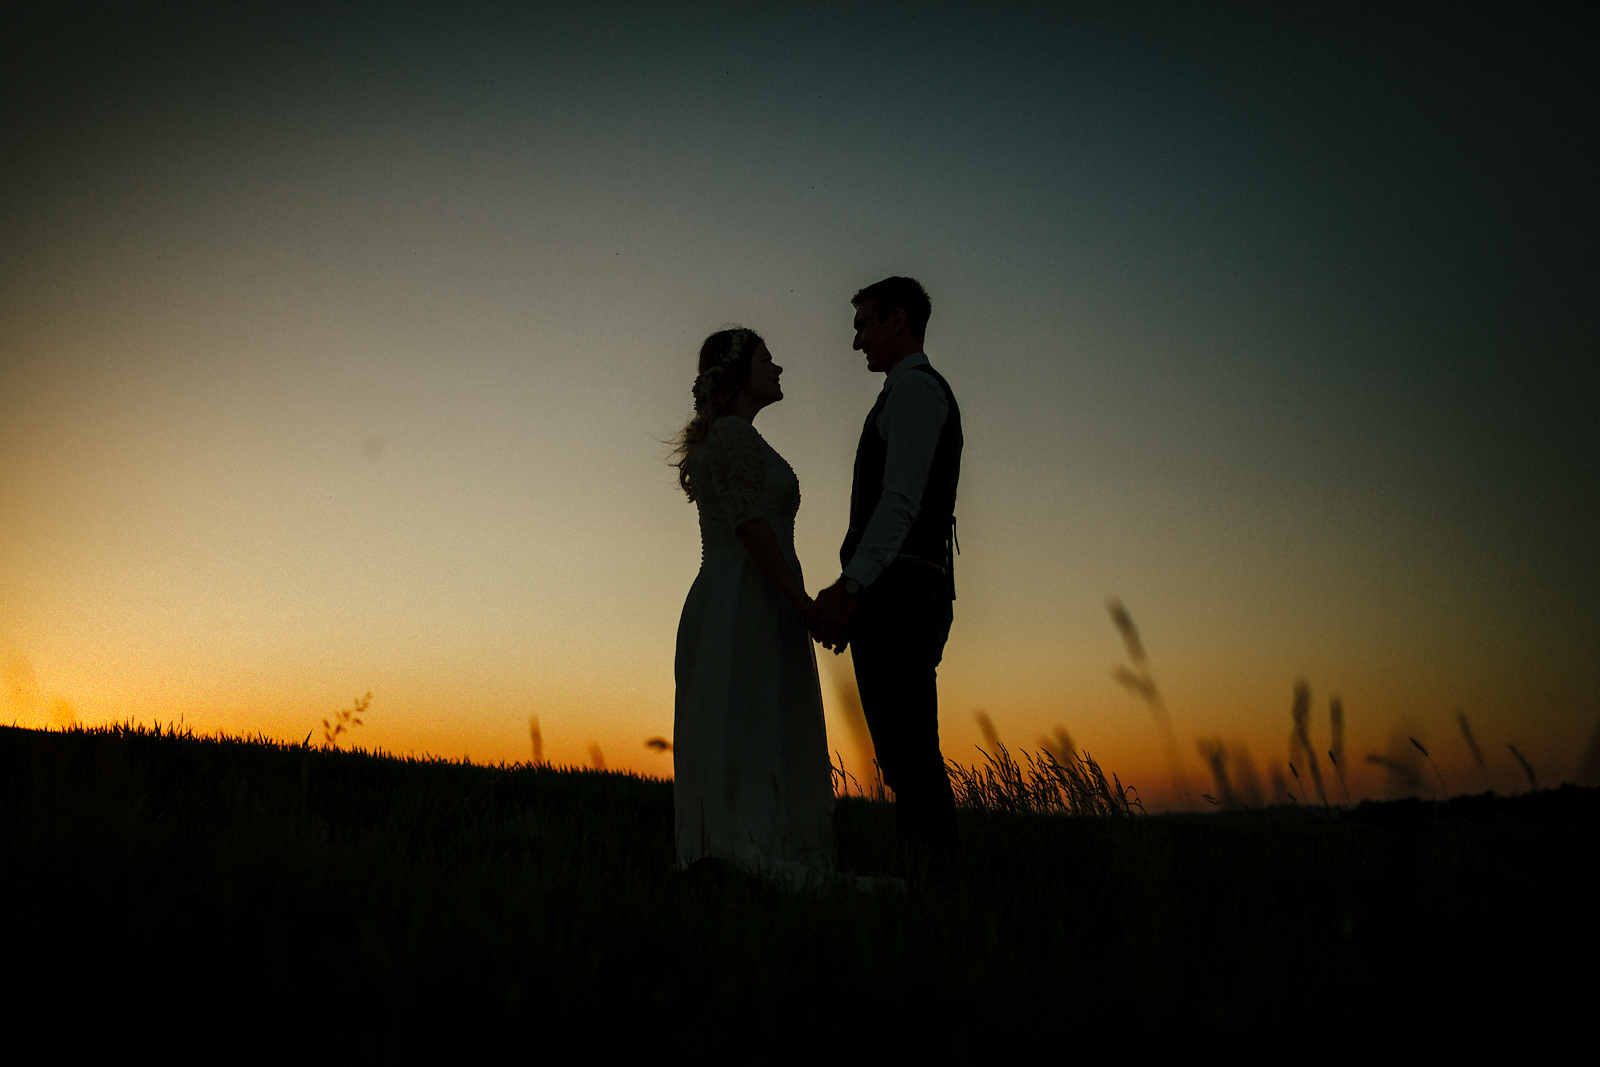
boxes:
[804,579,859,654]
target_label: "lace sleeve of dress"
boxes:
[705,417,765,530]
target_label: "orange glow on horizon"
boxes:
[10,683,1575,816]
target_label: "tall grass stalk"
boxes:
[1329,697,1345,777]
[1290,682,1328,809]
[1366,753,1427,797]
[1198,737,1234,809]
[1508,744,1539,791]
[1329,750,1351,806]
[1288,762,1308,805]
[1411,737,1448,799]
[1107,597,1192,803]
[946,741,1142,817]
[1456,711,1491,793]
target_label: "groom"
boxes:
[807,276,962,860]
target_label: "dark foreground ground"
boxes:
[3,724,1593,1056]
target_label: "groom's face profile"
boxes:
[852,300,902,373]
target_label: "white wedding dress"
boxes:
[674,416,836,883]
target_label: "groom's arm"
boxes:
[808,371,948,651]
[842,370,949,586]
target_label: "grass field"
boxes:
[3,722,1592,1056]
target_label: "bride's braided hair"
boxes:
[671,326,765,501]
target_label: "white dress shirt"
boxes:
[842,352,950,588]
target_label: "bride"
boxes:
[670,326,835,883]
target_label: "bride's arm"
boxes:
[735,517,812,617]
[705,417,812,618]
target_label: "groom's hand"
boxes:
[806,580,859,654]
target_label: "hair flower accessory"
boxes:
[691,329,749,410]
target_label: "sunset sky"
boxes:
[4,2,1595,807]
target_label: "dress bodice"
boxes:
[690,416,801,574]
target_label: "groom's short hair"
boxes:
[853,276,931,341]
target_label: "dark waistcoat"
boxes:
[840,362,962,596]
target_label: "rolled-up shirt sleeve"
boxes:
[842,362,948,587]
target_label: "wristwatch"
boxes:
[843,577,863,596]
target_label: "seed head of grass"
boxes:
[322,692,370,749]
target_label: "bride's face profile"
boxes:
[743,344,783,409]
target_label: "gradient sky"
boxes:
[4,2,1595,807]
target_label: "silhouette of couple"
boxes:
[671,276,962,886]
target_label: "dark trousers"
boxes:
[850,561,958,857]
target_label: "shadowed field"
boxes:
[3,723,1591,1055]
